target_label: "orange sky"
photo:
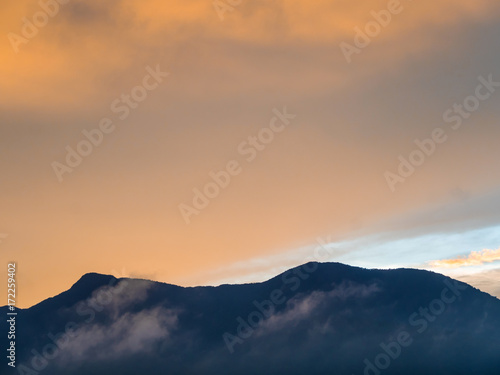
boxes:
[1,0,500,307]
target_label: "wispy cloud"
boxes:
[57,306,179,364]
[429,247,500,268]
[255,282,381,336]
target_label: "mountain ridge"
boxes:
[3,262,500,375]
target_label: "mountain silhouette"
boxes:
[2,262,499,375]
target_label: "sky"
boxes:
[1,0,500,308]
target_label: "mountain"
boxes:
[2,262,500,375]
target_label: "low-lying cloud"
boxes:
[256,282,381,335]
[57,306,178,364]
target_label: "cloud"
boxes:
[57,306,178,364]
[2,0,500,112]
[255,282,381,335]
[3,0,500,309]
[103,279,154,316]
[429,247,500,268]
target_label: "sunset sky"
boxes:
[1,0,500,308]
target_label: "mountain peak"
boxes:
[78,272,116,281]
[69,272,117,295]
